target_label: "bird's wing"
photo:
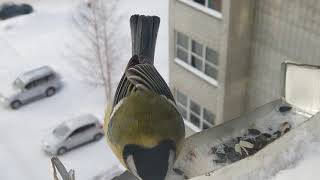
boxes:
[112,55,139,108]
[126,63,175,102]
[112,56,175,109]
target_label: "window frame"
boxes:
[193,0,221,12]
[177,0,222,19]
[206,0,222,12]
[175,31,219,86]
[175,89,215,131]
[68,123,95,138]
[68,128,81,138]
[25,81,36,90]
[34,76,49,86]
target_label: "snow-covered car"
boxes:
[42,114,104,155]
[0,2,33,20]
[0,66,62,109]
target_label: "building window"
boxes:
[176,90,188,119]
[193,0,205,6]
[192,0,221,12]
[203,108,215,125]
[175,31,219,82]
[175,89,216,130]
[177,32,189,63]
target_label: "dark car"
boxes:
[0,2,33,20]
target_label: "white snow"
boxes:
[0,0,168,180]
[1,0,319,180]
[268,140,320,180]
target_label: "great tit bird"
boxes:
[105,15,185,180]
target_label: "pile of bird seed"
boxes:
[210,106,292,164]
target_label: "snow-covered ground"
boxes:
[1,0,319,180]
[0,0,168,180]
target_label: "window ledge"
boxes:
[177,0,222,19]
[175,58,218,87]
[184,120,201,132]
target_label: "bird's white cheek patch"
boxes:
[165,150,175,179]
[126,155,141,179]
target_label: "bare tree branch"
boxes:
[69,0,126,104]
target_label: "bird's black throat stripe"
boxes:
[123,139,176,180]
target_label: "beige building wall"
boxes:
[169,0,226,126]
[170,0,320,134]
[247,0,320,110]
[223,0,255,121]
[169,0,255,131]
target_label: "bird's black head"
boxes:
[123,140,176,180]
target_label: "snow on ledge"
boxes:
[177,0,222,19]
[184,119,201,133]
[175,58,219,87]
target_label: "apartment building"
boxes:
[169,0,320,135]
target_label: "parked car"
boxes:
[0,2,33,20]
[42,114,104,155]
[0,66,62,109]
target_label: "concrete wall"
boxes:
[169,0,226,124]
[247,0,320,110]
[222,0,255,121]
[169,0,255,125]
[170,0,320,129]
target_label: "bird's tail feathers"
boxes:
[130,15,160,64]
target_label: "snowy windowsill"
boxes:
[184,119,201,133]
[175,58,218,87]
[177,0,222,20]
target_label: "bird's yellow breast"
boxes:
[104,91,185,166]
